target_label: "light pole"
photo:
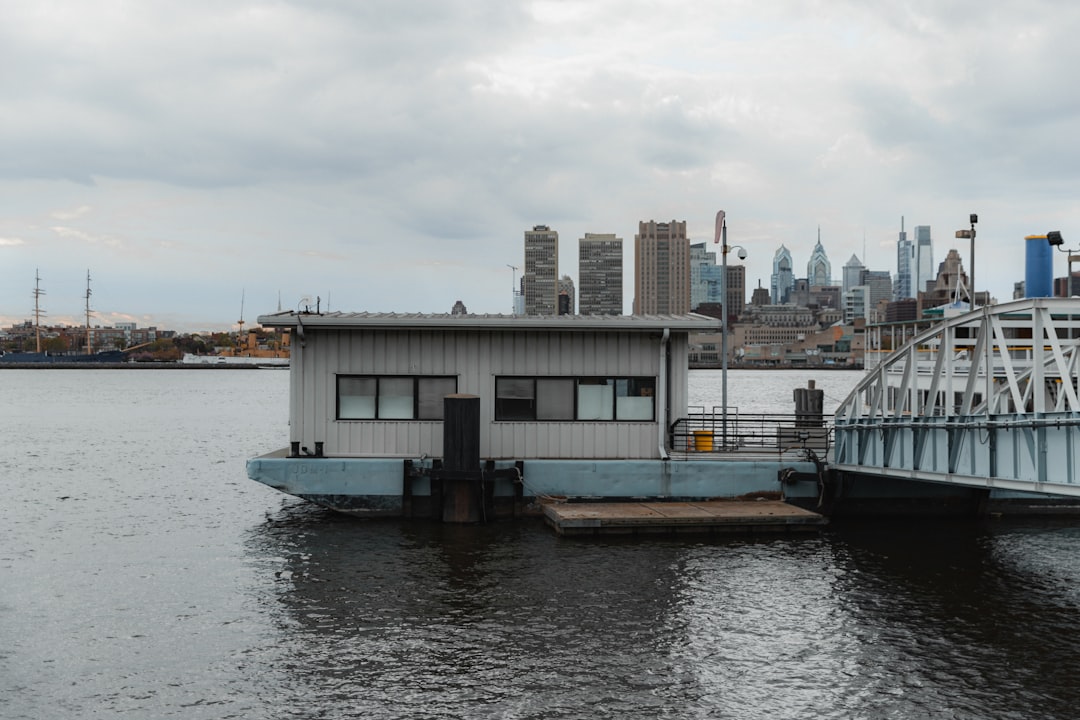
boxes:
[506,264,518,314]
[954,213,977,306]
[1046,231,1080,297]
[715,210,746,451]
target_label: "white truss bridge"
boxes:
[833,297,1080,496]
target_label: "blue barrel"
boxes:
[1025,235,1053,298]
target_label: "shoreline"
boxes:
[0,362,287,369]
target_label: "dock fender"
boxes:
[779,467,799,485]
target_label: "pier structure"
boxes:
[832,298,1080,496]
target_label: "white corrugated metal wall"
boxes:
[288,327,692,460]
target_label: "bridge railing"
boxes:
[671,411,832,455]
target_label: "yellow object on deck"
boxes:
[692,430,714,452]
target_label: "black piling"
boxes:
[794,379,825,427]
[441,394,482,523]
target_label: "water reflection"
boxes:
[245,509,1080,720]
[248,505,704,718]
[824,518,1080,718]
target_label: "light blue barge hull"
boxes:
[246,453,822,516]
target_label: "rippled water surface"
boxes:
[4,369,1080,719]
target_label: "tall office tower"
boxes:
[579,233,623,315]
[524,225,559,315]
[895,216,912,300]
[558,275,576,315]
[842,254,865,295]
[860,269,893,317]
[806,229,832,286]
[913,225,934,296]
[770,245,795,304]
[689,241,719,310]
[725,264,746,325]
[633,220,690,315]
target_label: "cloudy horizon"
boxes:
[4,1,1080,332]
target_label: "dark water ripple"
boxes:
[5,370,1080,719]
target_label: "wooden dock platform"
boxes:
[543,499,827,536]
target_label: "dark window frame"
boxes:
[494,376,656,422]
[336,375,457,421]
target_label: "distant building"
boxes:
[578,233,623,315]
[558,275,575,315]
[524,225,559,315]
[451,300,468,316]
[690,242,719,310]
[842,254,865,295]
[886,298,918,322]
[770,245,795,304]
[895,217,913,300]
[860,269,893,320]
[921,248,969,310]
[913,225,934,295]
[633,220,690,315]
[844,285,871,324]
[1013,281,1026,300]
[751,282,770,307]
[806,231,832,286]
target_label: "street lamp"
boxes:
[955,213,977,306]
[506,264,518,314]
[1046,231,1080,297]
[715,210,747,451]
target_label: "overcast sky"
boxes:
[3,0,1080,331]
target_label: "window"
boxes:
[494,376,655,421]
[337,376,457,420]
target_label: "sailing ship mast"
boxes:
[33,270,45,353]
[85,270,93,355]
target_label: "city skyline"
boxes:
[3,3,1079,331]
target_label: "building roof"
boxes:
[256,311,721,333]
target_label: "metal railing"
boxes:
[671,410,833,455]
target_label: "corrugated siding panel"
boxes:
[294,327,673,459]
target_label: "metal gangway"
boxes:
[832,298,1080,496]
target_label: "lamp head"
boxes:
[1048,231,1064,246]
[956,230,973,239]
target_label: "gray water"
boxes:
[4,369,1080,719]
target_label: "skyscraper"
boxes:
[895,216,912,300]
[806,230,832,286]
[633,220,690,315]
[913,225,933,296]
[690,242,719,310]
[524,225,558,315]
[578,233,623,315]
[558,275,575,315]
[770,245,795,304]
[842,254,865,295]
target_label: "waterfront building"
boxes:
[895,217,913,300]
[770,245,795,305]
[578,233,623,315]
[633,220,690,315]
[806,231,832,286]
[524,225,559,315]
